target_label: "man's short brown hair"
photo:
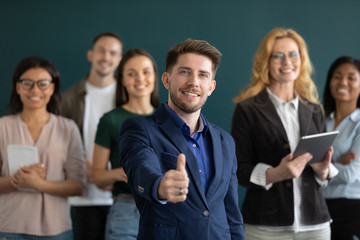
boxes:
[92,32,123,47]
[166,39,222,77]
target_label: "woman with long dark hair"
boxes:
[92,49,160,240]
[322,56,360,240]
[0,57,85,239]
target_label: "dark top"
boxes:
[95,107,153,196]
[231,89,330,226]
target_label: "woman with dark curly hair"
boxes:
[92,49,160,240]
[322,56,360,240]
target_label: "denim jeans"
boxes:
[105,198,140,240]
[0,230,73,240]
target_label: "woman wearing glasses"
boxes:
[231,28,335,239]
[0,57,86,239]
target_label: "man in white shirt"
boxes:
[61,32,123,240]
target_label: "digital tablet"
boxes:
[7,145,39,176]
[7,145,39,192]
[293,131,339,164]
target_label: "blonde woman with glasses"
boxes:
[231,28,336,240]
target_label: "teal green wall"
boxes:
[1,0,360,207]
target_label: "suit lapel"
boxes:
[298,101,314,136]
[204,124,223,202]
[255,90,317,140]
[254,90,288,142]
[154,105,208,206]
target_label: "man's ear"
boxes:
[161,72,170,90]
[87,50,93,62]
[207,80,216,96]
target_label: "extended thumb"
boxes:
[177,153,186,172]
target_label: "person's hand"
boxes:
[11,166,44,190]
[157,153,189,203]
[279,153,312,179]
[338,151,357,165]
[98,168,126,192]
[310,147,333,180]
[10,171,20,188]
[101,184,113,191]
[117,167,128,183]
[267,153,312,184]
[28,163,47,179]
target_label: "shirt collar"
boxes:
[266,87,299,110]
[330,108,360,122]
[350,108,360,121]
[164,103,208,136]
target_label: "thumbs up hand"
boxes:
[158,153,190,203]
[176,153,187,173]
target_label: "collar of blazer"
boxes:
[253,89,316,140]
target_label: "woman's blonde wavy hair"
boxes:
[233,28,319,104]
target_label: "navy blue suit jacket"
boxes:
[119,104,245,240]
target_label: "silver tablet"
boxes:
[293,131,339,164]
[7,145,39,176]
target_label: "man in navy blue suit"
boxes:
[119,39,245,240]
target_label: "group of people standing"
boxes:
[0,32,162,240]
[0,27,359,240]
[61,34,160,240]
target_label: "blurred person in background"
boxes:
[0,57,85,239]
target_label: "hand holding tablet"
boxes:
[7,145,39,192]
[7,145,39,176]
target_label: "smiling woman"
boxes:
[268,38,301,90]
[322,56,360,239]
[91,48,160,240]
[0,57,86,239]
[231,28,335,240]
[16,68,55,116]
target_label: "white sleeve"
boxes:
[250,163,273,190]
[314,163,339,187]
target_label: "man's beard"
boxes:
[95,69,112,78]
[95,60,113,77]
[169,87,207,114]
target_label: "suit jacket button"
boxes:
[202,210,210,217]
[283,143,290,150]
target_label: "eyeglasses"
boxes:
[18,79,53,90]
[270,52,300,64]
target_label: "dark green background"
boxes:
[1,0,360,207]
